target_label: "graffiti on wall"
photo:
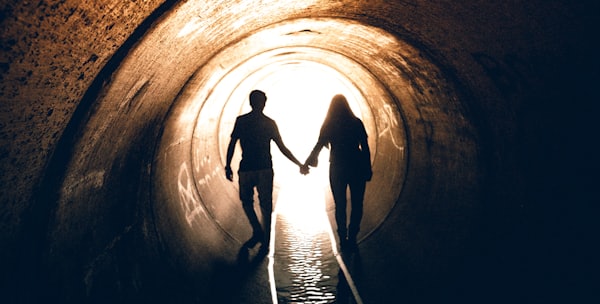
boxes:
[378,103,405,158]
[193,150,221,187]
[178,162,205,226]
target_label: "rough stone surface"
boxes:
[0,0,165,253]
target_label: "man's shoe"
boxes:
[345,241,358,252]
[341,237,358,252]
[257,244,269,258]
[243,231,265,248]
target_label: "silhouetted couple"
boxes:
[226,90,371,255]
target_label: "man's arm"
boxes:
[273,136,302,167]
[225,137,237,181]
[271,122,308,174]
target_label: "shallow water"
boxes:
[274,212,338,303]
[272,174,341,303]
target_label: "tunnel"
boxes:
[0,1,597,303]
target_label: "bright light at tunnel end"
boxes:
[255,61,364,184]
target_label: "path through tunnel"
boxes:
[4,1,596,303]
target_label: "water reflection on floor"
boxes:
[272,174,340,303]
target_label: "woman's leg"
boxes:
[348,180,366,245]
[330,167,348,244]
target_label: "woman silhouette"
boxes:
[304,94,372,251]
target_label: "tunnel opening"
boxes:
[216,59,367,239]
[199,51,389,243]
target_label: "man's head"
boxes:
[249,90,267,111]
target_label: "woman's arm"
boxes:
[305,140,326,167]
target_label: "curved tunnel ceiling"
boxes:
[55,6,480,278]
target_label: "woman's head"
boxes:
[326,94,355,121]
[320,94,358,137]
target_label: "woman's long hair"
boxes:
[320,94,357,137]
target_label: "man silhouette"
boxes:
[225,90,308,255]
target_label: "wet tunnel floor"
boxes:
[221,175,362,304]
[273,192,339,303]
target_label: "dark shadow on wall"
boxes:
[453,50,599,304]
[512,52,598,303]
[37,117,189,304]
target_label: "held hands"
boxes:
[299,164,310,175]
[228,164,308,178]
[299,152,319,175]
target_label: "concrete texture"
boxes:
[0,0,598,303]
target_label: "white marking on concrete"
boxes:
[327,226,364,304]
[268,208,278,304]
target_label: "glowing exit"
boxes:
[256,61,363,184]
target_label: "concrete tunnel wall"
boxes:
[0,0,597,303]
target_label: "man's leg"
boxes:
[239,171,264,244]
[255,169,274,255]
